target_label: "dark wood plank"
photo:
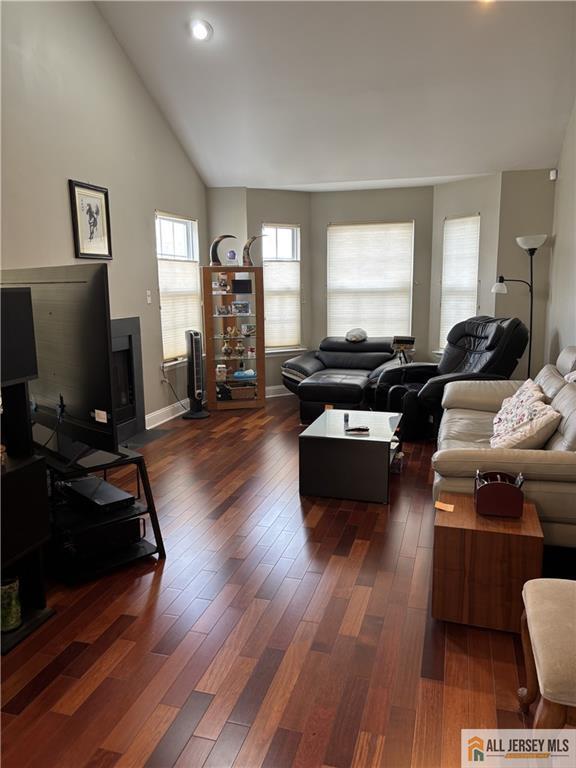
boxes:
[262,727,302,768]
[145,691,213,768]
[2,641,89,715]
[228,647,285,727]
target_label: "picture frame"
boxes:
[69,180,112,259]
[231,301,251,315]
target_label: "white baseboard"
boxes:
[266,385,292,398]
[145,398,190,429]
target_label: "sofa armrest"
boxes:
[418,373,506,409]
[432,448,576,483]
[375,362,439,386]
[282,351,324,380]
[441,379,524,412]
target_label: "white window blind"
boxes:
[439,215,481,347]
[327,222,414,337]
[262,224,301,348]
[155,213,202,361]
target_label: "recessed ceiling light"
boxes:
[190,20,213,42]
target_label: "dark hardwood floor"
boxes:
[1,395,530,768]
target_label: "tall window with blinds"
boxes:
[439,215,481,348]
[262,224,301,349]
[155,213,202,361]
[326,221,414,337]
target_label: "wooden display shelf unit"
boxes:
[202,265,265,410]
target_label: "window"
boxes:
[262,224,301,349]
[155,212,201,361]
[327,221,414,337]
[439,215,481,347]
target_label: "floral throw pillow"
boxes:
[490,400,561,449]
[493,379,545,436]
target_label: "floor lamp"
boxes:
[491,234,547,378]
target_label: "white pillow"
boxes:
[564,370,576,384]
[345,328,367,343]
[493,379,545,435]
[490,400,562,449]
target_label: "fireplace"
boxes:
[111,317,145,442]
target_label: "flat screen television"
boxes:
[1,264,118,454]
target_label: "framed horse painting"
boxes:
[69,180,112,260]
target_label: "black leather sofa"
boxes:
[282,337,396,422]
[376,315,529,438]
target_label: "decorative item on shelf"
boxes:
[474,470,524,518]
[238,359,245,372]
[216,364,228,382]
[225,326,240,339]
[491,234,547,378]
[1,578,22,632]
[233,368,256,379]
[231,301,250,315]
[234,341,245,357]
[242,235,265,267]
[217,272,230,291]
[69,179,112,260]
[231,278,252,294]
[222,341,233,357]
[246,346,256,358]
[225,249,238,266]
[241,323,256,337]
[210,235,236,266]
[216,383,232,401]
[216,305,230,316]
[230,383,257,400]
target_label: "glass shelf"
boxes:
[218,377,258,383]
[212,292,255,298]
[212,313,256,319]
[214,335,256,340]
[215,355,257,361]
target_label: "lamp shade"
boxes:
[516,234,547,251]
[491,277,508,294]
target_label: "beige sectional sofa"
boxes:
[432,348,576,546]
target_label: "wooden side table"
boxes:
[432,492,543,633]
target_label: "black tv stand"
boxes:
[42,446,166,580]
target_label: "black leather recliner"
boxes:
[373,315,529,439]
[282,337,396,423]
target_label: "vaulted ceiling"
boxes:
[100,1,576,190]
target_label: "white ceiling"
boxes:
[99,1,576,191]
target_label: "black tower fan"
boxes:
[182,330,209,420]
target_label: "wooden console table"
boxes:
[432,492,543,633]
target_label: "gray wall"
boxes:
[546,100,576,364]
[429,174,502,354]
[1,1,208,416]
[309,187,434,351]
[495,171,556,376]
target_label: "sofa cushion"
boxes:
[534,364,567,401]
[556,346,576,377]
[546,383,576,451]
[297,369,370,404]
[523,579,576,707]
[490,401,561,450]
[437,408,494,450]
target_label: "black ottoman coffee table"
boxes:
[299,409,402,504]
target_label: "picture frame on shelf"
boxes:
[241,324,257,336]
[69,180,112,260]
[231,301,250,315]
